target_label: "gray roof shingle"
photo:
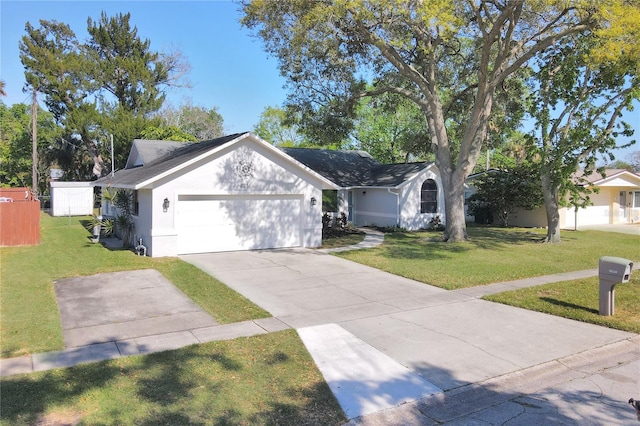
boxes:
[95,133,247,188]
[126,139,187,168]
[282,147,431,187]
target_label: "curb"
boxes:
[344,335,640,425]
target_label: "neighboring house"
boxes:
[93,132,444,257]
[466,168,640,228]
[282,148,444,230]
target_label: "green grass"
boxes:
[336,227,640,289]
[484,274,640,334]
[1,213,269,358]
[0,330,345,426]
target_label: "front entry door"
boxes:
[619,191,627,222]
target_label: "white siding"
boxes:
[352,189,398,228]
[399,167,445,230]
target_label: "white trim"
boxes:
[133,133,338,191]
[588,170,640,186]
[50,181,93,188]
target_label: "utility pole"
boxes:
[32,88,38,196]
[110,134,114,177]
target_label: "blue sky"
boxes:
[1,0,287,133]
[1,1,638,162]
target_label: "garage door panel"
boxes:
[177,195,302,254]
[577,206,610,225]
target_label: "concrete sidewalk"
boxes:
[0,317,291,376]
[319,227,385,253]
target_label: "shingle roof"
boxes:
[95,133,247,188]
[282,147,432,188]
[126,139,187,168]
[95,135,431,189]
[574,169,636,184]
[280,148,378,187]
[370,163,430,186]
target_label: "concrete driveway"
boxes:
[181,249,637,421]
[576,223,640,235]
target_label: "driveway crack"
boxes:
[389,314,521,369]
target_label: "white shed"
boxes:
[50,181,94,216]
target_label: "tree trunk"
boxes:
[541,172,562,243]
[443,180,468,241]
[441,168,468,241]
[427,99,469,242]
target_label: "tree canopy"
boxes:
[242,0,633,241]
[467,166,543,228]
[0,102,60,193]
[253,106,303,147]
[525,29,639,242]
[352,92,432,163]
[19,12,192,181]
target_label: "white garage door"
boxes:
[176,194,302,254]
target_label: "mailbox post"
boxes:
[598,256,633,316]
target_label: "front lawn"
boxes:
[336,227,640,289]
[0,330,345,426]
[484,273,640,334]
[0,213,269,358]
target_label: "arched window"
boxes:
[420,179,437,213]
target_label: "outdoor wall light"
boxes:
[362,190,367,195]
[163,197,170,212]
[310,197,317,206]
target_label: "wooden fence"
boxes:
[0,187,40,247]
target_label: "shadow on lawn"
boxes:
[379,227,546,260]
[0,335,344,425]
[0,361,122,425]
[540,297,599,314]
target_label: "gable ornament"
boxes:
[234,146,255,189]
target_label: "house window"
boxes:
[633,191,640,208]
[421,179,438,213]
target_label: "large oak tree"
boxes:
[242,0,631,241]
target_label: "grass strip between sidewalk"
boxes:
[484,274,640,334]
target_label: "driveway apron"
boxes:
[181,249,634,419]
[54,269,219,348]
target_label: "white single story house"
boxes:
[93,132,444,257]
[467,168,640,228]
[50,181,94,216]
